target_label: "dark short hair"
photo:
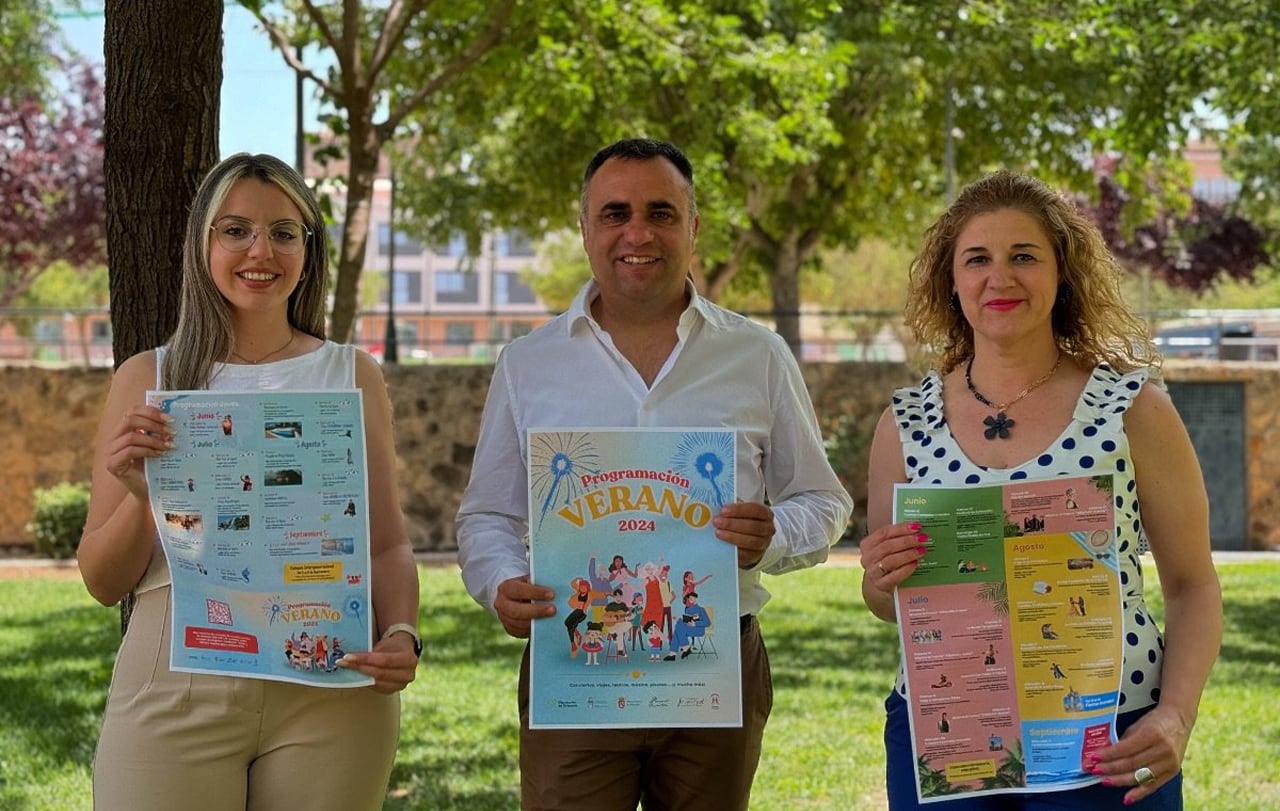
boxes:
[579,138,696,220]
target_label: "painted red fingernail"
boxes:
[916,533,929,542]
[1090,767,1103,775]
[917,546,928,555]
[909,522,921,530]
[1123,798,1134,806]
[1100,778,1113,786]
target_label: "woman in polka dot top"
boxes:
[858,170,1222,810]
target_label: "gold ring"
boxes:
[1133,766,1155,786]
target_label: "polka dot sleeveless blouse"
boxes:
[889,364,1163,712]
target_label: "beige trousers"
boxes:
[92,586,399,811]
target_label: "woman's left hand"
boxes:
[337,633,419,694]
[1087,704,1192,803]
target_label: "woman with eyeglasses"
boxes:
[78,153,420,809]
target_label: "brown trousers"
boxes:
[519,615,773,811]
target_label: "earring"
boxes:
[948,292,960,313]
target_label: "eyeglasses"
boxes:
[210,216,312,255]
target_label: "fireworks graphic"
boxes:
[672,431,734,509]
[262,595,285,624]
[530,432,602,528]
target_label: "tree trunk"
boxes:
[768,235,804,359]
[104,0,222,366]
[104,0,222,634]
[328,126,382,344]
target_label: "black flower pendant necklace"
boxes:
[965,354,1062,440]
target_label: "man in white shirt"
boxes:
[456,138,853,811]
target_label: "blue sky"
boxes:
[59,5,317,162]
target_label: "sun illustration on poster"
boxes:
[530,432,603,529]
[672,431,734,510]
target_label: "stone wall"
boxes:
[3,360,1276,553]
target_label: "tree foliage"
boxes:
[1083,174,1269,294]
[241,0,520,343]
[0,58,105,307]
[395,0,1254,355]
[0,0,59,98]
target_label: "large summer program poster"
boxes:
[144,389,374,688]
[527,428,742,729]
[893,475,1122,803]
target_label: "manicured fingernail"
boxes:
[917,546,928,555]
[916,533,929,542]
[909,522,921,530]
[1123,798,1134,806]
[1090,767,1103,775]
[1100,777,1113,786]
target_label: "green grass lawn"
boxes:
[2,560,1277,810]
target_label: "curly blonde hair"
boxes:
[904,169,1158,375]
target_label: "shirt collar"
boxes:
[566,278,725,338]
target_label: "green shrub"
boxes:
[25,481,91,559]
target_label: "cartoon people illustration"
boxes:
[343,500,356,517]
[665,592,710,659]
[186,477,195,492]
[564,577,593,657]
[681,569,711,599]
[1041,623,1059,640]
[581,623,605,666]
[644,620,664,661]
[221,414,233,436]
[313,635,327,671]
[1064,487,1078,509]
[984,644,996,665]
[930,673,952,688]
[658,563,676,640]
[629,592,645,650]
[1051,662,1067,679]
[241,474,253,491]
[937,712,950,733]
[607,555,638,587]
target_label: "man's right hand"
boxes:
[494,575,556,639]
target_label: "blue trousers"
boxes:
[884,690,1183,810]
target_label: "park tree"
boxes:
[1083,172,1269,296]
[0,0,58,98]
[240,0,519,343]
[396,0,1232,356]
[0,58,105,307]
[103,0,222,363]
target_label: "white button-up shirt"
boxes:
[456,281,853,617]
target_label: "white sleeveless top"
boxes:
[889,364,1165,713]
[134,341,357,593]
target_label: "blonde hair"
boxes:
[904,169,1157,375]
[161,154,328,390]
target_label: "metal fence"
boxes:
[4,307,1280,367]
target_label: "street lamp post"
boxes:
[383,167,399,364]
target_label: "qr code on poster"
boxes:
[206,599,233,626]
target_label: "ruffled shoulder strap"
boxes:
[1074,363,1150,425]
[891,370,946,444]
